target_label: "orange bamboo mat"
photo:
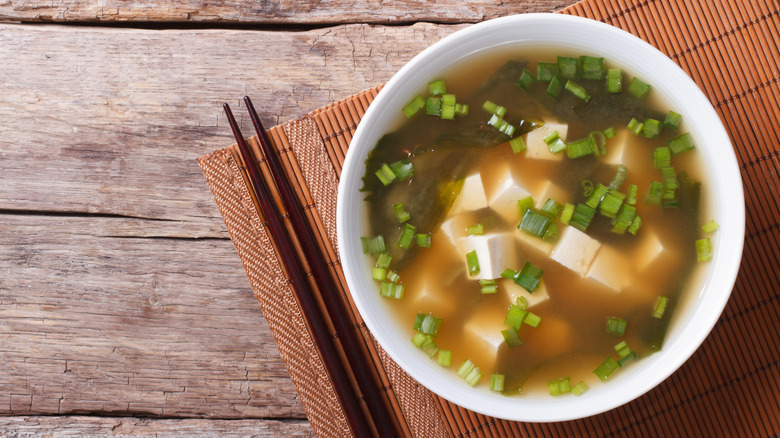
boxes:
[199,0,780,435]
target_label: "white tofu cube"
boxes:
[602,129,629,165]
[459,233,516,280]
[438,212,477,249]
[525,121,568,161]
[633,230,665,271]
[514,228,554,257]
[534,180,571,209]
[551,226,601,276]
[486,166,532,223]
[462,308,507,370]
[449,173,488,216]
[408,282,456,317]
[502,279,550,308]
[586,245,631,293]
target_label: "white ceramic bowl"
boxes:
[337,13,744,422]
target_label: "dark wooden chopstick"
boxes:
[242,96,400,438]
[223,103,375,438]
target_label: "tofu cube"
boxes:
[534,180,571,210]
[462,308,507,370]
[633,230,665,272]
[486,166,532,223]
[525,121,569,161]
[586,245,631,293]
[459,233,516,280]
[502,279,550,308]
[602,129,630,165]
[449,173,488,216]
[438,212,477,249]
[514,228,554,257]
[551,226,601,276]
[408,281,456,317]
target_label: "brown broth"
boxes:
[362,48,709,395]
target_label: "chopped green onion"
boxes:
[703,219,719,234]
[524,311,542,328]
[488,114,516,136]
[566,135,597,159]
[425,96,441,116]
[389,160,414,181]
[372,267,387,281]
[508,136,527,154]
[653,146,672,169]
[581,180,595,197]
[441,93,456,106]
[696,238,712,261]
[664,110,682,130]
[612,204,637,234]
[628,77,651,99]
[652,296,669,319]
[457,359,483,387]
[501,268,518,280]
[585,183,609,209]
[437,349,452,367]
[393,202,410,223]
[402,95,426,118]
[560,202,575,225]
[618,350,638,366]
[414,312,443,337]
[379,281,404,299]
[603,125,617,139]
[375,163,396,186]
[606,317,628,336]
[482,100,507,117]
[411,332,438,357]
[609,164,628,190]
[579,55,605,80]
[397,223,417,249]
[466,250,480,276]
[376,253,393,268]
[361,235,386,254]
[537,62,557,82]
[544,131,567,154]
[628,215,642,235]
[501,327,523,347]
[605,68,622,93]
[593,357,620,381]
[516,196,534,216]
[428,79,447,96]
[479,279,497,294]
[645,180,664,205]
[570,203,596,232]
[519,209,552,238]
[661,166,679,190]
[614,341,631,358]
[641,118,662,138]
[457,359,475,378]
[540,198,563,219]
[590,131,607,156]
[565,80,591,102]
[385,270,400,283]
[548,377,572,396]
[557,56,579,79]
[547,75,564,98]
[600,190,625,219]
[467,223,484,236]
[454,103,469,117]
[572,381,589,396]
[440,104,455,120]
[627,117,644,135]
[516,69,536,91]
[668,132,695,155]
[626,184,638,206]
[504,304,528,331]
[542,222,558,241]
[490,373,505,392]
[515,262,544,293]
[416,233,432,248]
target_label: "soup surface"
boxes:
[360,48,710,395]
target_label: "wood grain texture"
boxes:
[0,0,573,24]
[0,416,313,436]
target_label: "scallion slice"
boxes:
[466,250,480,276]
[416,233,432,248]
[605,68,622,93]
[454,103,469,117]
[641,118,662,138]
[628,77,651,99]
[467,223,484,236]
[393,202,410,223]
[519,209,552,238]
[508,136,527,154]
[361,235,386,254]
[618,350,638,366]
[579,55,605,80]
[557,56,579,79]
[560,202,575,225]
[375,163,396,186]
[437,349,452,367]
[593,357,620,381]
[479,279,497,294]
[490,374,505,392]
[411,333,438,357]
[570,203,596,232]
[645,180,664,205]
[572,381,589,396]
[524,311,542,328]
[627,117,644,135]
[516,196,534,216]
[664,110,682,130]
[603,125,617,139]
[600,190,626,219]
[428,79,447,96]
[537,62,557,82]
[606,317,627,336]
[585,183,609,209]
[402,95,426,118]
[372,267,386,281]
[425,96,441,116]
[457,359,483,387]
[661,166,679,190]
[628,215,642,235]
[702,219,719,234]
[544,130,567,154]
[652,296,669,319]
[609,164,628,191]
[482,100,507,117]
[385,270,400,283]
[548,377,572,396]
[614,341,631,358]
[488,114,516,137]
[565,80,591,102]
[611,204,636,234]
[540,198,563,219]
[389,159,414,181]
[566,135,597,159]
[653,146,672,169]
[516,68,536,91]
[504,304,528,331]
[501,327,523,347]
[376,253,393,268]
[397,223,417,249]
[414,313,443,336]
[696,238,712,261]
[668,132,695,155]
[626,184,638,206]
[547,75,564,98]
[515,262,544,293]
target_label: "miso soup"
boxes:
[360,48,712,396]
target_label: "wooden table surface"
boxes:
[0,1,577,435]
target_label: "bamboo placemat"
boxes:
[199,0,780,435]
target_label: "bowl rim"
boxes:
[337,13,745,422]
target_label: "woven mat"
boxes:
[198,0,780,435]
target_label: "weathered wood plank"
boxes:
[0,1,573,24]
[0,416,313,436]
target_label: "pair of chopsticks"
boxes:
[223,97,400,438]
